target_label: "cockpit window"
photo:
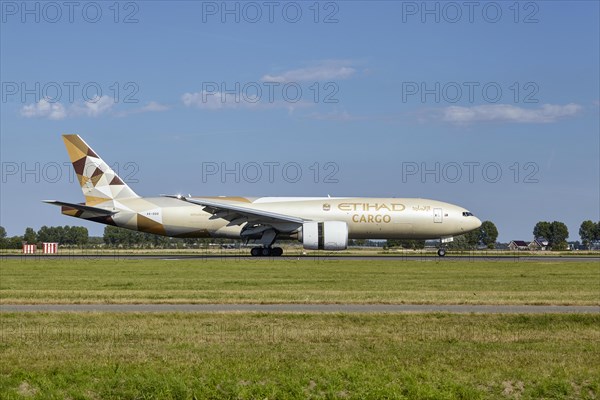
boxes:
[462,211,474,217]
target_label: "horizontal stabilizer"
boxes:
[43,200,117,216]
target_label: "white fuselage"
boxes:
[103,196,481,240]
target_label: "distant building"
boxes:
[528,237,549,251]
[508,240,529,251]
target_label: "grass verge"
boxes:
[1,258,599,305]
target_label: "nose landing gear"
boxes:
[437,237,453,257]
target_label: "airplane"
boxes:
[45,134,482,257]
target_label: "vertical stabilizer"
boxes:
[62,134,139,205]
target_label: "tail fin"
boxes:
[62,134,139,206]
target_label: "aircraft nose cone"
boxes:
[462,216,482,233]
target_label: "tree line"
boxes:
[532,221,569,250]
[386,220,600,251]
[578,220,600,249]
[102,226,209,248]
[0,225,89,249]
[0,219,599,250]
[532,220,599,250]
[387,220,499,250]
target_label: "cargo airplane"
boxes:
[45,135,482,256]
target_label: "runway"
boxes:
[1,254,598,262]
[2,304,598,314]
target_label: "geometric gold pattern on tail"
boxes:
[62,134,139,205]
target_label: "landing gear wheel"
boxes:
[251,247,282,256]
[437,248,446,257]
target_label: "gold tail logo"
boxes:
[62,134,139,206]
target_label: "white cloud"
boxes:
[71,95,115,117]
[182,91,259,110]
[21,96,116,119]
[116,101,170,117]
[139,101,169,112]
[307,110,361,122]
[181,91,311,112]
[20,97,171,119]
[181,60,360,113]
[441,103,582,124]
[20,99,67,120]
[261,61,356,83]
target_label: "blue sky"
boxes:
[1,0,598,241]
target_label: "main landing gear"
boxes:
[437,248,446,257]
[250,247,283,257]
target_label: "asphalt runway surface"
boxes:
[2,304,598,314]
[2,254,599,262]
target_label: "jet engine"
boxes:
[298,221,348,250]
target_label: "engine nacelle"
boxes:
[299,221,348,250]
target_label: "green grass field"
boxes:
[0,313,600,399]
[1,258,598,305]
[1,257,599,399]
[1,313,598,399]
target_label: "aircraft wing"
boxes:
[165,195,305,226]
